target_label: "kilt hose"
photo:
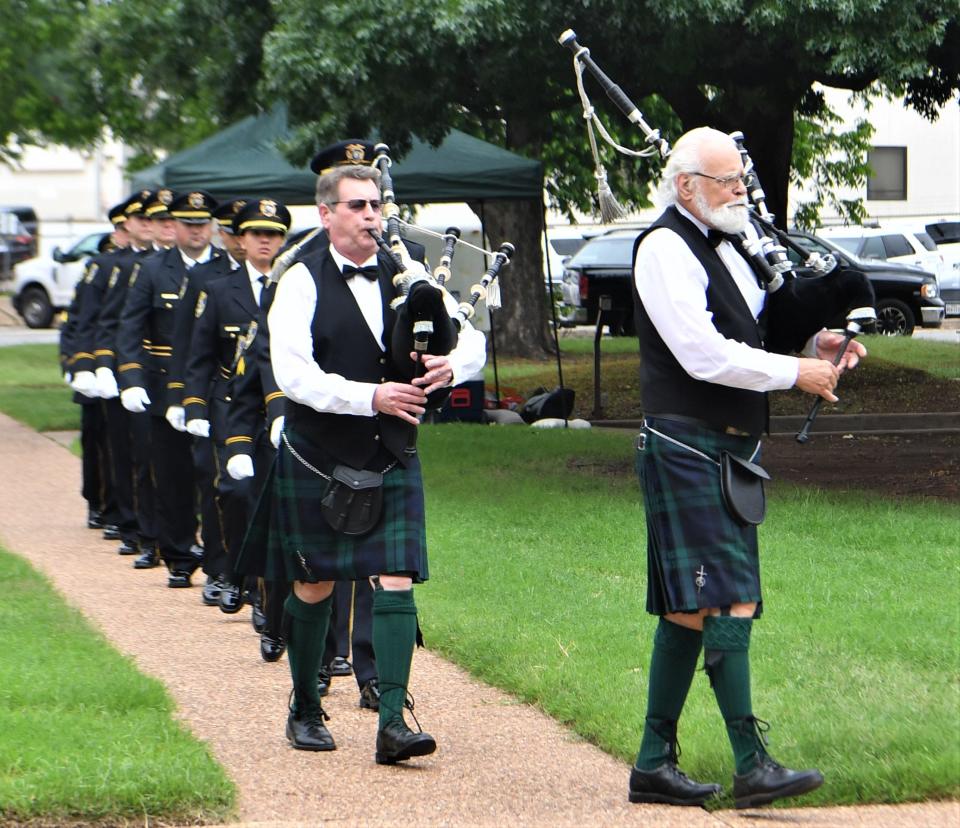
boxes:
[237,424,428,585]
[637,416,764,617]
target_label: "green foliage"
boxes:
[0,548,235,822]
[416,425,960,807]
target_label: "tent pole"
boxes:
[542,204,566,417]
[479,201,501,407]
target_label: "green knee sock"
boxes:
[372,587,418,729]
[702,615,761,774]
[284,591,332,716]
[635,618,703,770]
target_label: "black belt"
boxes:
[644,412,754,438]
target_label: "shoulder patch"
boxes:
[83,263,99,284]
[195,291,207,318]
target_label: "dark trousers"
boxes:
[79,401,112,518]
[149,416,198,572]
[193,436,226,577]
[126,407,158,552]
[323,579,377,687]
[101,398,137,545]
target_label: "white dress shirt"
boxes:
[180,244,213,270]
[245,260,268,306]
[269,246,486,416]
[634,204,801,392]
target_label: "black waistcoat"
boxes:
[631,206,768,436]
[283,248,414,469]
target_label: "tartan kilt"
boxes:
[636,417,764,617]
[239,427,428,584]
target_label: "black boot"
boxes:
[730,717,823,809]
[375,719,436,764]
[260,633,286,663]
[628,720,721,806]
[286,705,335,752]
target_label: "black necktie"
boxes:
[257,275,267,307]
[342,264,379,281]
[708,229,736,248]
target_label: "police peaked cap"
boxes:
[212,197,252,234]
[107,200,129,225]
[309,140,376,175]
[169,190,218,223]
[144,188,175,219]
[234,198,291,234]
[119,189,155,217]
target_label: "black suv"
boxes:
[0,205,39,276]
[562,227,945,337]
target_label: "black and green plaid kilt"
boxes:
[263,427,428,584]
[636,416,763,617]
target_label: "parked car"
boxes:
[924,220,960,316]
[544,228,588,326]
[560,226,944,338]
[560,228,644,334]
[815,226,948,287]
[11,230,110,328]
[0,205,39,274]
[786,231,944,336]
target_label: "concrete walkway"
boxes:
[0,412,956,827]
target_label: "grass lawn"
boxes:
[417,425,960,809]
[0,344,80,431]
[0,548,235,825]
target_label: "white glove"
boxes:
[63,372,73,386]
[95,367,119,399]
[269,415,285,449]
[226,454,255,480]
[121,386,151,413]
[186,418,211,438]
[70,371,99,398]
[165,405,186,431]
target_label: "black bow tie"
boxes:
[342,264,379,281]
[708,229,737,248]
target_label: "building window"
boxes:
[867,146,907,200]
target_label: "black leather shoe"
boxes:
[133,549,159,569]
[102,524,121,540]
[359,679,380,711]
[201,576,224,606]
[116,541,138,556]
[167,570,193,588]
[87,509,103,529]
[317,667,331,697]
[218,583,244,614]
[251,601,267,634]
[629,763,722,806]
[375,719,436,764]
[733,755,823,809]
[286,709,335,751]
[329,656,353,677]
[260,633,286,662]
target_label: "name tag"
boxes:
[160,292,179,300]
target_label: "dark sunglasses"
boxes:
[330,198,382,212]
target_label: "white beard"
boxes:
[694,191,750,234]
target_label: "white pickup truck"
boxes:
[11,230,110,328]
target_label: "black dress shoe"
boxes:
[629,763,722,806]
[102,524,121,540]
[359,679,380,711]
[167,570,193,588]
[251,602,267,634]
[317,667,331,697]
[117,541,138,556]
[260,633,286,662]
[87,509,104,529]
[133,549,159,569]
[201,576,224,606]
[375,720,437,765]
[218,583,244,614]
[286,709,335,752]
[733,755,823,809]
[329,656,353,677]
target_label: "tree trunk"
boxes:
[470,198,554,358]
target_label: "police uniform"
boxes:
[116,190,219,585]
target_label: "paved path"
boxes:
[0,412,956,827]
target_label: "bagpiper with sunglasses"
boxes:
[628,128,867,809]
[239,139,486,762]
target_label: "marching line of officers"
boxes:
[59,187,378,706]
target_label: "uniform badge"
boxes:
[344,143,367,163]
[129,263,141,287]
[260,200,277,217]
[188,192,205,209]
[108,266,120,289]
[83,263,99,284]
[195,291,207,318]
[233,200,246,215]
[695,566,707,595]
[158,188,173,206]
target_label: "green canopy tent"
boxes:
[130,104,542,204]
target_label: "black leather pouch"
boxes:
[720,451,770,526]
[320,465,384,536]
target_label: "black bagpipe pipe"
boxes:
[559,29,876,440]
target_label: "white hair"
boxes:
[655,127,737,207]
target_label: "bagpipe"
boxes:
[558,29,876,441]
